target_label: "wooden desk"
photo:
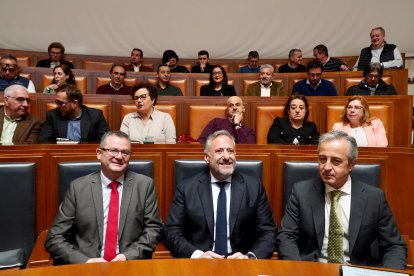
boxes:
[1,259,411,276]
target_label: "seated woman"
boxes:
[267,94,319,145]
[120,83,176,144]
[332,95,388,147]
[43,64,76,94]
[200,65,236,96]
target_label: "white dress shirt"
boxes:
[319,176,352,264]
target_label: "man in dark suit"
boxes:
[164,130,276,259]
[124,48,153,72]
[45,130,163,264]
[246,64,285,96]
[0,84,42,144]
[38,84,110,143]
[276,131,406,269]
[36,42,74,69]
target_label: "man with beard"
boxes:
[0,85,42,144]
[38,84,109,143]
[198,96,256,144]
[163,130,276,259]
[96,64,131,95]
[246,64,285,96]
[292,59,337,96]
[154,64,183,96]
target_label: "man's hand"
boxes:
[199,251,225,259]
[227,252,248,259]
[86,258,107,263]
[232,113,243,124]
[340,64,349,71]
[111,254,127,262]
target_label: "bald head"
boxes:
[226,96,245,118]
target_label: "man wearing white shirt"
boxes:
[276,131,406,269]
[353,27,403,71]
[246,64,285,96]
[164,130,276,259]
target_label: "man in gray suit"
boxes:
[276,131,406,269]
[45,130,163,264]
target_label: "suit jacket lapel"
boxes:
[229,171,245,236]
[118,171,133,239]
[197,173,214,240]
[311,179,326,250]
[79,107,91,140]
[349,179,367,254]
[90,173,104,244]
[57,113,69,138]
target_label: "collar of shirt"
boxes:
[100,171,124,189]
[306,79,321,90]
[109,82,124,91]
[69,110,82,121]
[4,110,22,122]
[157,82,170,90]
[210,173,232,187]
[324,175,352,196]
[260,82,273,89]
[323,57,330,66]
[134,107,156,120]
[133,64,141,72]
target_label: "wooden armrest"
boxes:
[152,242,173,259]
[26,230,52,268]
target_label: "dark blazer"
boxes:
[191,64,214,74]
[45,170,163,264]
[36,59,74,69]
[0,107,43,144]
[276,178,406,269]
[246,81,286,96]
[124,63,153,72]
[267,117,319,145]
[163,169,277,258]
[38,105,110,143]
[345,80,398,96]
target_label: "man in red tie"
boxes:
[45,130,163,264]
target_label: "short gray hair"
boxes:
[100,130,131,148]
[318,131,358,164]
[260,64,274,74]
[203,130,236,155]
[4,84,27,97]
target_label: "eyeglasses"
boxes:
[100,148,131,157]
[212,71,223,76]
[367,74,381,79]
[347,105,364,110]
[1,63,17,72]
[7,96,31,103]
[55,100,72,107]
[133,94,148,101]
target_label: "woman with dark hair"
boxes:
[332,95,387,147]
[120,82,176,144]
[267,94,319,144]
[44,64,76,94]
[200,65,236,96]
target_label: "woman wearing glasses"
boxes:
[44,64,76,94]
[120,83,176,144]
[332,95,388,147]
[200,65,236,96]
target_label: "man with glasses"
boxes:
[0,84,42,144]
[346,63,397,96]
[155,64,183,96]
[36,42,75,69]
[46,130,163,264]
[292,59,338,96]
[38,84,109,143]
[96,64,131,95]
[0,54,36,93]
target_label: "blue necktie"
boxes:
[215,181,228,256]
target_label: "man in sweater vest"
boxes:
[353,27,403,71]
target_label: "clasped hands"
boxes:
[199,251,249,259]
